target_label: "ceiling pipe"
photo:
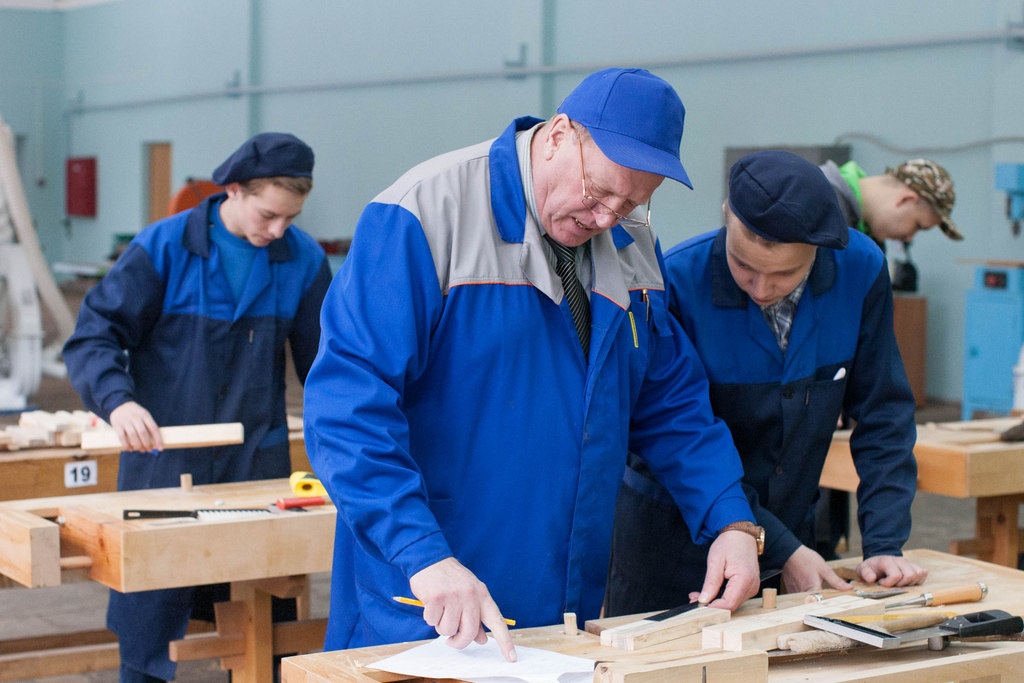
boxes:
[65,26,1024,118]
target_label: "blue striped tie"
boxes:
[547,237,590,358]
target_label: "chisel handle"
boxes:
[887,582,987,609]
[925,582,988,606]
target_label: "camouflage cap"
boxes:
[886,158,962,240]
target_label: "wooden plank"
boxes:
[701,595,884,652]
[3,425,50,449]
[80,422,244,455]
[58,505,124,588]
[769,642,1024,682]
[599,606,729,650]
[272,619,328,655]
[0,641,120,682]
[0,507,61,587]
[596,650,767,683]
[0,628,116,656]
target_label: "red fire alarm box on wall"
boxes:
[66,156,97,217]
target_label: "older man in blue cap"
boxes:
[606,150,927,618]
[304,68,761,662]
[64,132,331,683]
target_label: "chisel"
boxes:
[884,581,987,610]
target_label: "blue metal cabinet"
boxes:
[963,265,1024,419]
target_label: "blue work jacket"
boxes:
[65,194,330,488]
[660,228,917,568]
[304,117,753,651]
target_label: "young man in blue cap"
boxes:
[64,132,331,683]
[304,68,761,663]
[605,150,927,618]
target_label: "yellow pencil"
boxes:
[392,596,516,626]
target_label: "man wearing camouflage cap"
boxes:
[819,157,961,245]
[814,156,959,560]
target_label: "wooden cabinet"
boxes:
[893,294,926,407]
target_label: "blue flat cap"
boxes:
[728,150,848,248]
[557,68,692,188]
[212,132,314,185]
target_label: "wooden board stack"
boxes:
[701,594,884,651]
[0,410,105,451]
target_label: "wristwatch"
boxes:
[719,521,765,556]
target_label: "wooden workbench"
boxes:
[281,549,1024,682]
[0,477,334,682]
[821,417,1024,568]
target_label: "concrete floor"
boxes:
[0,282,983,681]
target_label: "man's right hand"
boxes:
[408,557,517,663]
[109,401,164,453]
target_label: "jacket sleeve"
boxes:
[845,264,917,558]
[303,203,453,579]
[743,484,801,569]
[288,257,332,384]
[627,289,754,545]
[62,243,166,422]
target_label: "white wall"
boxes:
[3,0,1024,402]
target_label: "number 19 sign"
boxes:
[65,460,99,488]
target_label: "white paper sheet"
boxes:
[367,635,594,683]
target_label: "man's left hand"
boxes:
[857,555,928,587]
[781,544,853,593]
[689,530,760,610]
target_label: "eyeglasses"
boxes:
[577,133,652,230]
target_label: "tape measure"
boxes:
[290,470,327,497]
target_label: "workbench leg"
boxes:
[973,496,1024,568]
[226,582,274,683]
[293,575,310,621]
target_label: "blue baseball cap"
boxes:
[557,68,692,188]
[728,150,848,249]
[212,132,314,185]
